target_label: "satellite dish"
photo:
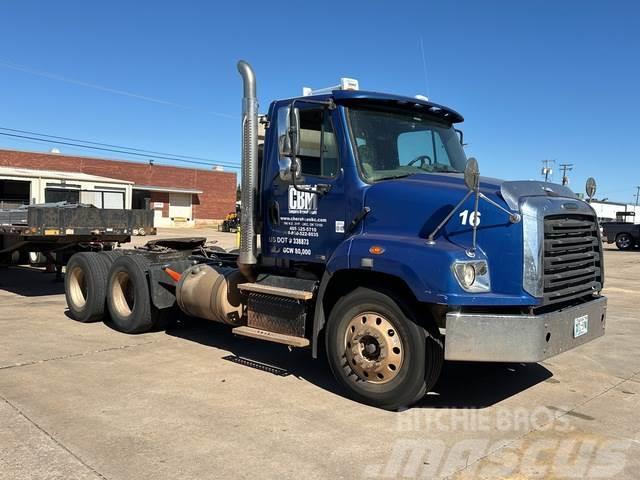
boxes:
[464,157,480,192]
[585,177,597,199]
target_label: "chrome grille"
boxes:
[543,214,602,304]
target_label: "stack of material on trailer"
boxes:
[0,205,28,226]
[0,202,94,227]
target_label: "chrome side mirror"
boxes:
[585,177,597,200]
[464,157,480,192]
[278,105,301,182]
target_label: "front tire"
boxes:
[325,287,442,410]
[616,233,633,250]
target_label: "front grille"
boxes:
[543,214,602,305]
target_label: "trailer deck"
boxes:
[0,203,154,264]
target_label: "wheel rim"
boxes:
[619,235,631,248]
[344,312,404,384]
[68,266,87,309]
[111,271,135,316]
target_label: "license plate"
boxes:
[574,315,589,338]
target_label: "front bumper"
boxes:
[444,296,607,362]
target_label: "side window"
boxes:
[278,106,338,178]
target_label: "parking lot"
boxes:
[1,234,638,479]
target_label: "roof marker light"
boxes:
[302,77,359,96]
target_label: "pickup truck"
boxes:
[602,221,640,250]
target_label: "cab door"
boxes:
[264,104,346,263]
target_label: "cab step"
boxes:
[238,282,313,300]
[238,274,317,300]
[232,326,310,347]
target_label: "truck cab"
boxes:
[244,70,606,408]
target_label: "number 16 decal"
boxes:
[459,209,481,226]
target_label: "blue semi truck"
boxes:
[64,61,606,410]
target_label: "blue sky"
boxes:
[0,1,638,202]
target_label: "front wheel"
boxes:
[325,287,442,410]
[616,233,633,250]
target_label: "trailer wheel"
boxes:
[64,253,111,322]
[615,233,633,250]
[106,255,164,334]
[325,287,442,410]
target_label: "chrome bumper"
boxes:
[444,296,607,362]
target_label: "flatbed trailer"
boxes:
[0,203,155,270]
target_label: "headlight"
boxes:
[452,260,490,292]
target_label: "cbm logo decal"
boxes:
[288,186,318,214]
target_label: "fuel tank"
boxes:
[176,264,246,324]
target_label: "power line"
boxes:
[0,131,240,170]
[0,127,237,165]
[0,59,236,119]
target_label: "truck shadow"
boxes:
[419,361,552,409]
[166,317,552,409]
[0,266,64,297]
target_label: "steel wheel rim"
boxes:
[111,271,135,317]
[344,311,404,384]
[68,266,87,309]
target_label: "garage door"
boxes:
[169,193,192,220]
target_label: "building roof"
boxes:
[0,165,134,185]
[0,148,236,176]
[133,184,203,194]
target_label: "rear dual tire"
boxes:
[106,255,170,334]
[65,251,122,322]
[325,287,443,410]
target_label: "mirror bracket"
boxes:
[427,158,521,248]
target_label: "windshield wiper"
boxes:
[428,166,460,173]
[373,173,413,181]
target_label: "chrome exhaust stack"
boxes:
[237,60,258,275]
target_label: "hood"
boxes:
[362,172,505,240]
[362,172,578,236]
[361,171,579,254]
[358,172,581,303]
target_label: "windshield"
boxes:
[347,107,467,181]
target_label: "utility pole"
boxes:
[634,186,640,206]
[541,159,555,182]
[559,163,573,186]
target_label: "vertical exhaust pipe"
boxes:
[237,60,258,275]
